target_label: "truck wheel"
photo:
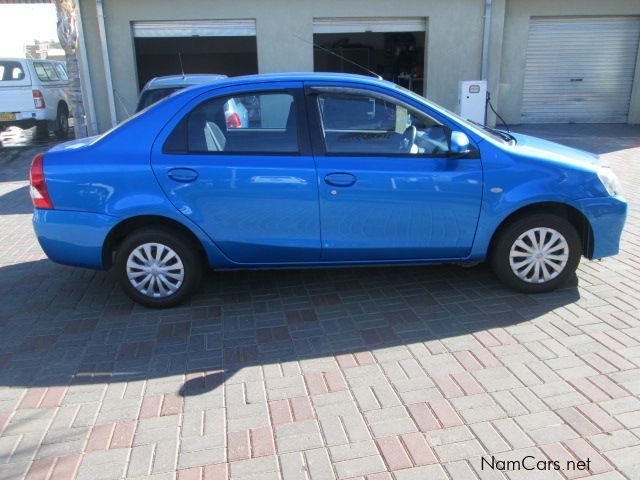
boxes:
[491,214,581,293]
[35,121,49,139]
[115,227,203,308]
[54,106,69,139]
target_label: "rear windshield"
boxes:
[0,61,27,82]
[137,87,182,111]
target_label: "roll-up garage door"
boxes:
[522,16,640,123]
[132,19,256,38]
[312,17,426,34]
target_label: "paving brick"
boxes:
[376,436,412,470]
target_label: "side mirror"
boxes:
[450,131,471,156]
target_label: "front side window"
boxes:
[317,91,451,156]
[185,92,298,153]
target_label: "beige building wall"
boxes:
[79,0,486,132]
[78,0,640,133]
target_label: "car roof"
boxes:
[0,58,63,64]
[144,74,228,90]
[180,72,397,95]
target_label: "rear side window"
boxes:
[34,62,60,81]
[0,61,26,81]
[169,92,299,154]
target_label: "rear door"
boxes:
[306,84,483,261]
[151,82,322,264]
[0,60,33,117]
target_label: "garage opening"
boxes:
[313,17,427,95]
[132,20,258,90]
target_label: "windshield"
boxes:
[136,87,182,111]
[394,84,514,145]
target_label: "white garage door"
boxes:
[312,17,426,34]
[522,16,640,123]
[132,19,256,37]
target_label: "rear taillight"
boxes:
[33,89,45,109]
[29,154,53,209]
[226,112,242,129]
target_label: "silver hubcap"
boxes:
[509,227,569,284]
[126,243,184,298]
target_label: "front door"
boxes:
[307,85,483,261]
[151,83,321,264]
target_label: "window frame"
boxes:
[163,88,309,157]
[305,85,478,159]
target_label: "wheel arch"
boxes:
[487,202,595,260]
[102,215,207,269]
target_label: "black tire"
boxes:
[491,214,581,293]
[115,227,203,308]
[35,121,49,139]
[54,106,69,139]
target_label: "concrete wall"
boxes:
[79,0,486,132]
[79,0,640,133]
[498,0,640,124]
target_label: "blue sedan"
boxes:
[30,73,627,307]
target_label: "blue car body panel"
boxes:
[31,73,627,271]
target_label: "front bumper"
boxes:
[33,209,119,269]
[573,195,627,259]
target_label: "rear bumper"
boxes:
[0,110,47,129]
[33,209,119,269]
[573,195,627,259]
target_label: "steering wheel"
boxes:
[401,125,417,153]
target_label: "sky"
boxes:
[0,4,58,57]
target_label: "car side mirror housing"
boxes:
[450,131,471,156]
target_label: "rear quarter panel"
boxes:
[42,96,230,267]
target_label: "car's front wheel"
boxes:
[115,228,203,308]
[491,214,581,293]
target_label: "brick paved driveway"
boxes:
[0,125,639,480]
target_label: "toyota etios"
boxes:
[30,73,627,307]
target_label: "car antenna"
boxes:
[293,34,383,80]
[178,51,185,79]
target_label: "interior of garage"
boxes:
[133,36,258,89]
[313,31,425,94]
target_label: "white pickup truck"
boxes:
[0,58,71,139]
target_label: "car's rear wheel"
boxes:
[491,214,581,293]
[54,106,69,139]
[35,121,49,139]
[115,228,203,308]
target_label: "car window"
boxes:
[317,91,451,156]
[138,87,182,111]
[185,92,298,153]
[34,62,59,81]
[55,64,68,81]
[0,61,26,81]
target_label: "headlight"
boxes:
[597,167,623,197]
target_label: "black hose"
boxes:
[486,92,510,132]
